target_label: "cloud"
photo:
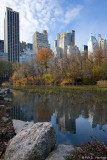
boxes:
[0,0,84,47]
[64,5,83,24]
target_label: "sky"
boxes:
[0,0,107,50]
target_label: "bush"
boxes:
[61,78,74,85]
[66,137,107,160]
[43,74,54,85]
[97,80,107,86]
[82,78,90,85]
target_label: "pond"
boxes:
[9,90,107,146]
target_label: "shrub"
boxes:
[66,137,107,160]
[43,74,54,85]
[61,78,74,85]
[97,80,107,86]
[82,78,89,85]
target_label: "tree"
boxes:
[12,62,20,72]
[94,48,104,66]
[0,60,13,80]
[35,48,53,73]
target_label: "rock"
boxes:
[4,97,12,102]
[2,117,9,122]
[0,88,10,97]
[5,122,56,160]
[5,88,10,94]
[46,145,74,160]
[9,89,14,93]
[12,120,33,134]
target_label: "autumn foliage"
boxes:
[36,48,53,72]
[1,47,106,86]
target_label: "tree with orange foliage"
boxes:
[35,48,53,73]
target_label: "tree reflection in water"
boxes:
[9,91,107,145]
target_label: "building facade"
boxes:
[88,34,107,60]
[20,48,35,64]
[4,7,20,62]
[88,35,99,59]
[33,30,50,54]
[0,40,4,52]
[27,43,33,50]
[81,45,88,58]
[54,30,80,58]
[20,41,27,53]
[0,52,8,61]
[98,37,107,59]
[20,42,33,54]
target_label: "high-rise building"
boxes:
[0,52,8,61]
[33,30,50,54]
[88,34,107,60]
[20,42,33,55]
[27,43,33,50]
[4,7,20,62]
[98,36,107,60]
[81,45,88,58]
[54,30,79,58]
[0,40,4,52]
[20,41,27,53]
[88,35,99,59]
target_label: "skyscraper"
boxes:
[4,7,20,62]
[98,36,107,60]
[54,30,80,58]
[33,30,50,54]
[88,35,99,59]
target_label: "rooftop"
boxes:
[60,33,67,38]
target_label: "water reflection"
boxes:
[10,91,107,145]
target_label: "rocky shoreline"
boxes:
[0,88,15,159]
[0,105,15,159]
[10,120,75,160]
[1,87,106,160]
[0,88,12,102]
[0,88,74,160]
[5,121,74,160]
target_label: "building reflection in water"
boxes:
[9,91,107,145]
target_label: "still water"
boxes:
[9,90,107,146]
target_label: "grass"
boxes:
[10,85,107,94]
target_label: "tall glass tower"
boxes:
[4,7,20,62]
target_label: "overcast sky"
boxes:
[0,0,107,50]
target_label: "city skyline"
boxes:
[0,0,107,50]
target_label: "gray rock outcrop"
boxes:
[12,119,33,134]
[5,122,56,160]
[46,145,74,160]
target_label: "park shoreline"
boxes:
[10,85,107,94]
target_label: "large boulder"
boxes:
[5,122,56,160]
